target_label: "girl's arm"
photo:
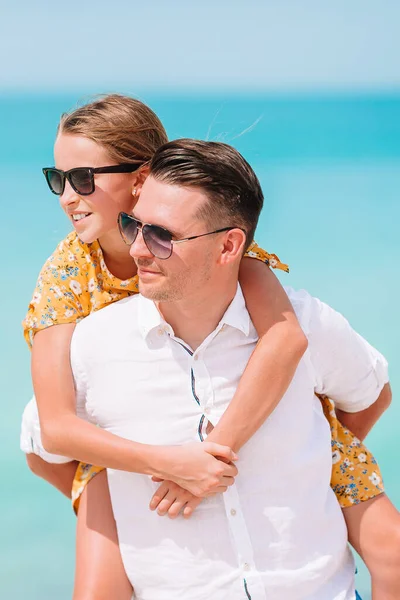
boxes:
[31,324,237,497]
[150,256,308,517]
[206,257,308,451]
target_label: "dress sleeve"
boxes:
[302,292,389,413]
[244,241,289,273]
[22,238,91,348]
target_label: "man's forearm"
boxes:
[336,382,392,441]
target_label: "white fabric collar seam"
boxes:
[137,284,251,339]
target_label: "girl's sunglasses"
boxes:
[118,211,236,260]
[42,162,145,196]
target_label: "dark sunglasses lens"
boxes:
[70,169,93,195]
[46,170,64,194]
[143,225,172,259]
[119,213,138,245]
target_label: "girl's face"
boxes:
[54,132,139,245]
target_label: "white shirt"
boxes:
[71,286,388,600]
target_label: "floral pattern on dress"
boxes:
[71,463,105,514]
[23,231,383,513]
[319,394,384,506]
[23,232,139,347]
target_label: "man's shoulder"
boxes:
[74,294,141,339]
[283,287,320,332]
[283,286,349,340]
[284,286,312,307]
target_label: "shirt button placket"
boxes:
[223,486,267,599]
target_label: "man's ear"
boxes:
[131,165,151,196]
[219,228,247,265]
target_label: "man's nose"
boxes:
[129,228,154,260]
[59,180,80,211]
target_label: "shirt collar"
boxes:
[217,284,251,336]
[137,283,251,341]
[137,294,167,339]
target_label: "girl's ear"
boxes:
[131,164,150,197]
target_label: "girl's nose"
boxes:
[59,180,80,211]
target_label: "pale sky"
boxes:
[1,0,400,93]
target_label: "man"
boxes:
[71,139,388,599]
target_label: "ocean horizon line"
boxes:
[1,87,400,101]
[1,93,399,165]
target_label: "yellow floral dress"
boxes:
[23,232,384,513]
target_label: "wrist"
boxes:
[141,444,170,478]
[206,428,241,453]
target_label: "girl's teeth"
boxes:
[73,213,90,221]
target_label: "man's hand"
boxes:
[155,441,238,497]
[149,481,203,518]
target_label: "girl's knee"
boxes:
[26,453,46,477]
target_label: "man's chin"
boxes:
[138,280,163,300]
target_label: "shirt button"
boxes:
[243,563,250,572]
[157,328,163,336]
[230,508,236,516]
[194,355,199,361]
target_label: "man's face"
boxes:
[129,176,220,302]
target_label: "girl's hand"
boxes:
[156,442,238,497]
[149,480,203,519]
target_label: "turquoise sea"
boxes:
[1,93,399,599]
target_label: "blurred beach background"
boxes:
[1,2,399,598]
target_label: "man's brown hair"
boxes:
[149,139,264,248]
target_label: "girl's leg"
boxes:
[27,456,132,598]
[320,395,400,598]
[343,495,400,600]
[73,468,133,600]
[26,454,78,498]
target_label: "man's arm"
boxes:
[302,291,389,424]
[336,382,392,441]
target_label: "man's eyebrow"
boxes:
[131,212,184,239]
[168,226,186,239]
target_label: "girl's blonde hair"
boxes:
[59,94,168,162]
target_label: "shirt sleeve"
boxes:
[69,325,90,422]
[300,291,389,413]
[244,241,289,273]
[22,238,90,348]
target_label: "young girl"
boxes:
[22,94,400,600]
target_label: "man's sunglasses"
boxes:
[42,162,145,196]
[118,211,237,260]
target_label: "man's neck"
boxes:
[158,281,238,351]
